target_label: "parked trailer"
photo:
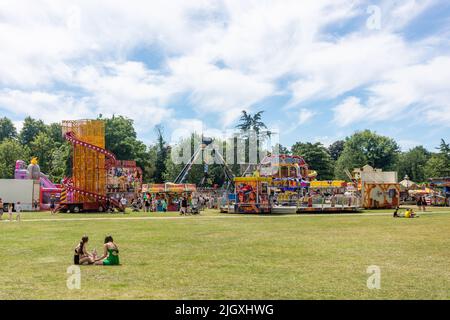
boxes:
[63,202,108,213]
[0,179,38,211]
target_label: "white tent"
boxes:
[399,175,418,190]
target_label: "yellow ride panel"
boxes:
[62,120,107,202]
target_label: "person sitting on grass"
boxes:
[404,208,418,218]
[74,235,95,265]
[131,198,140,212]
[94,235,120,266]
[393,206,400,218]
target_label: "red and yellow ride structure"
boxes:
[55,120,124,213]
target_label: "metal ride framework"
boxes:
[173,136,235,190]
[55,120,123,212]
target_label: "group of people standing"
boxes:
[128,193,218,213]
[0,198,22,221]
[139,195,167,212]
[416,196,428,211]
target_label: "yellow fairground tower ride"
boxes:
[55,120,124,213]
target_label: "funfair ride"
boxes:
[54,120,124,213]
[15,158,62,210]
[230,154,360,214]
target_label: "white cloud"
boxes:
[379,0,436,31]
[168,56,274,127]
[12,120,24,133]
[333,56,450,127]
[74,61,175,132]
[288,32,421,106]
[298,108,316,124]
[0,61,175,131]
[0,0,447,139]
[332,96,368,127]
[0,89,93,123]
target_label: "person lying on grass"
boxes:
[94,235,120,266]
[74,235,96,265]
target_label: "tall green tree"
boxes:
[0,139,30,178]
[424,154,450,178]
[291,142,334,180]
[334,130,400,180]
[274,143,290,155]
[236,110,271,171]
[104,115,153,181]
[29,131,55,174]
[396,146,431,182]
[423,139,450,178]
[236,110,268,133]
[105,115,139,159]
[19,117,46,145]
[0,117,17,142]
[437,139,450,161]
[46,122,65,146]
[154,125,168,183]
[163,145,182,183]
[50,143,71,182]
[328,140,345,161]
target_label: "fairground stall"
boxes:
[399,175,419,204]
[301,180,360,212]
[234,177,271,213]
[271,177,309,206]
[309,180,348,194]
[107,160,143,204]
[428,177,450,206]
[260,154,309,210]
[142,183,197,211]
[353,165,400,209]
[409,187,447,206]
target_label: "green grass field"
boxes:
[1,208,449,300]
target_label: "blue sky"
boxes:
[0,0,449,151]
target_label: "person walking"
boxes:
[8,203,13,221]
[180,197,188,215]
[49,194,56,211]
[420,196,427,212]
[120,195,127,210]
[0,198,4,220]
[144,196,151,213]
[151,197,157,212]
[15,201,21,221]
[416,196,422,210]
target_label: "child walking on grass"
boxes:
[8,203,13,221]
[15,202,21,221]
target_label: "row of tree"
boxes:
[0,113,448,185]
[291,132,450,182]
